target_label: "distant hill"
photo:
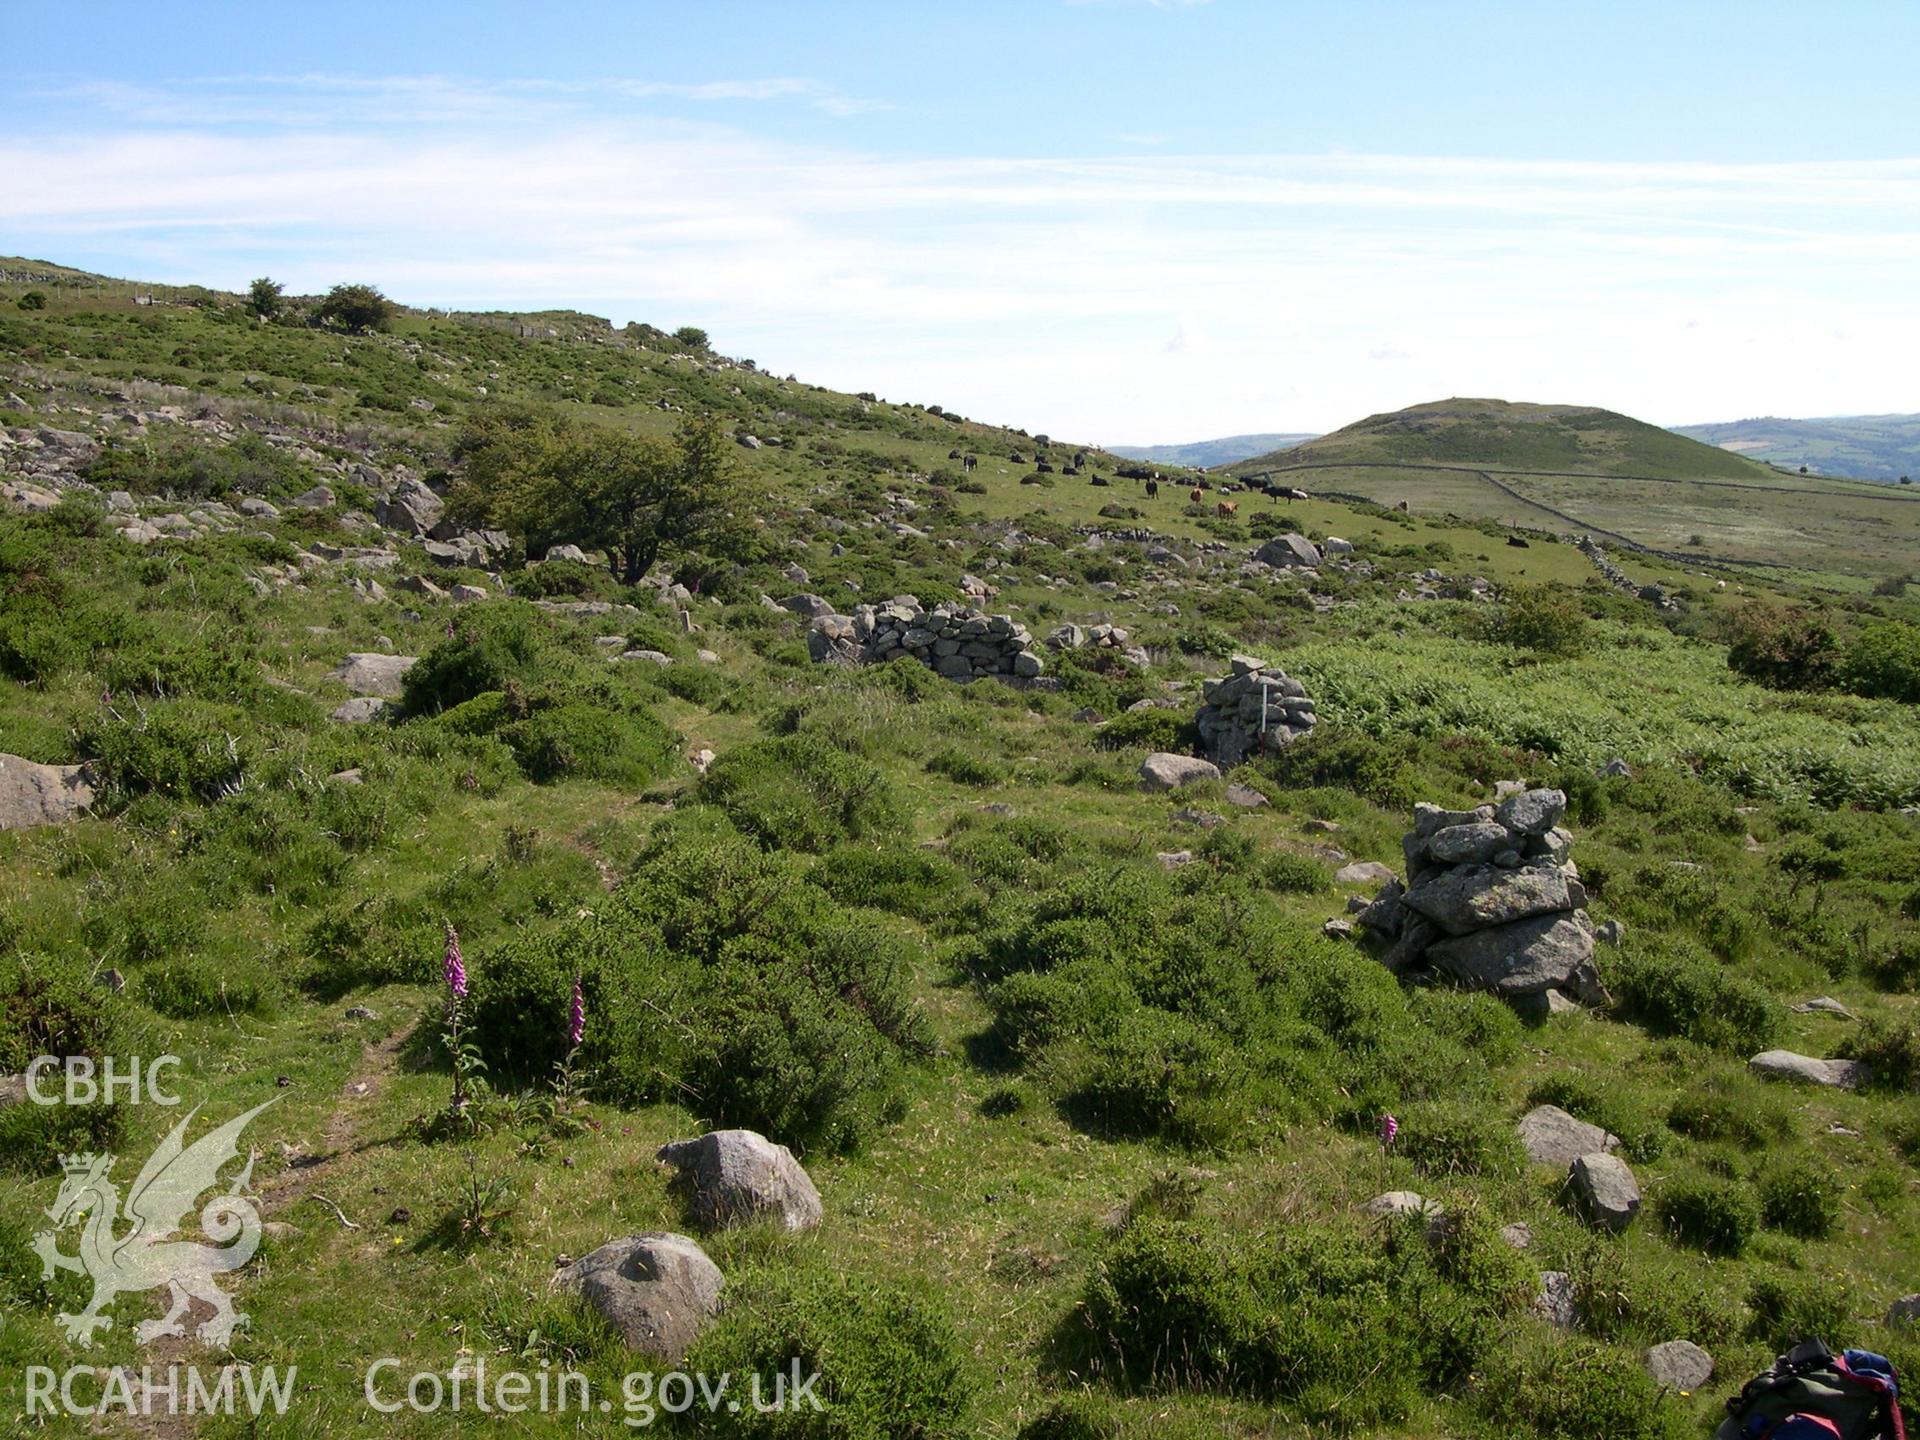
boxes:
[1228,397,1776,482]
[1672,413,1920,484]
[1109,432,1316,469]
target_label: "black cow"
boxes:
[1145,478,1159,498]
[962,455,978,471]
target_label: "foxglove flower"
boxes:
[567,975,585,1050]
[1379,1112,1399,1147]
[443,922,468,999]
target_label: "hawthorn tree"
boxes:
[315,283,395,333]
[451,408,743,585]
[247,276,284,318]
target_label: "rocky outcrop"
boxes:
[807,599,1044,681]
[1255,533,1322,568]
[1571,1152,1642,1232]
[330,653,418,699]
[1139,753,1221,792]
[1352,790,1607,1008]
[1748,1050,1869,1090]
[1193,656,1317,768]
[553,1233,723,1360]
[655,1129,824,1234]
[0,754,95,830]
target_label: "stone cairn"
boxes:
[1353,788,1608,1011]
[1194,656,1317,768]
[808,599,1044,680]
[1045,622,1150,667]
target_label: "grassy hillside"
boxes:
[1675,413,1920,485]
[1224,398,1920,587]
[4,267,1920,1440]
[1109,432,1317,469]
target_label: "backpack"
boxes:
[1716,1339,1907,1440]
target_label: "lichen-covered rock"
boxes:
[1517,1104,1619,1168]
[656,1130,823,1234]
[1748,1050,1869,1090]
[330,652,417,698]
[554,1233,723,1360]
[1425,911,1604,1001]
[1402,863,1572,936]
[1571,1152,1641,1232]
[1139,753,1221,791]
[1645,1340,1714,1392]
[1193,657,1316,767]
[0,754,95,830]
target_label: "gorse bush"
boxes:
[1723,601,1840,691]
[1757,1155,1842,1240]
[1494,583,1588,657]
[467,816,930,1152]
[1609,943,1779,1052]
[1657,1173,1760,1255]
[697,734,904,853]
[1843,619,1920,704]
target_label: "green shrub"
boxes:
[1476,1337,1691,1440]
[139,954,281,1020]
[1723,601,1840,691]
[1091,708,1190,754]
[1840,1016,1920,1091]
[1259,850,1331,894]
[810,846,976,928]
[682,1268,970,1438]
[1757,1155,1841,1240]
[401,603,580,714]
[1666,1078,1797,1148]
[1410,989,1523,1065]
[924,746,1005,787]
[1841,620,1920,703]
[698,734,904,853]
[1065,1009,1253,1151]
[1396,1099,1524,1178]
[1657,1173,1760,1255]
[1610,944,1779,1052]
[1746,1269,1854,1347]
[17,290,47,311]
[1494,584,1588,657]
[71,699,252,801]
[1258,727,1418,810]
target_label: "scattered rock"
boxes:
[1499,1222,1533,1250]
[329,697,392,724]
[1255,533,1323,568]
[0,753,96,830]
[1224,783,1269,808]
[1518,1105,1619,1168]
[1156,850,1195,869]
[1335,861,1397,887]
[1887,1295,1920,1329]
[553,1233,723,1360]
[1748,1050,1869,1090]
[330,652,417,699]
[1570,1152,1642,1232]
[344,1006,378,1021]
[1791,996,1855,1019]
[1323,917,1355,939]
[1645,1340,1714,1392]
[1139,753,1221,791]
[655,1130,824,1233]
[1534,1270,1578,1328]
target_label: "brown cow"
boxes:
[1189,487,1204,504]
[1216,500,1238,517]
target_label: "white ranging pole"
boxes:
[1258,677,1272,749]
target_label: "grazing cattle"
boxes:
[962,455,978,471]
[1091,475,1109,487]
[1145,478,1159,498]
[1073,451,1089,468]
[1189,487,1205,505]
[1061,465,1080,477]
[1506,535,1531,548]
[1036,460,1055,474]
[1216,500,1238,517]
[1395,500,1410,512]
[947,449,963,461]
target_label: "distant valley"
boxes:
[1673,412,1920,484]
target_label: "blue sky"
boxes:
[5,1,1918,440]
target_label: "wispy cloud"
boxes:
[2,75,1916,437]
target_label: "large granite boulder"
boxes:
[1403,863,1572,936]
[656,1129,823,1234]
[1425,911,1605,1002]
[330,653,417,699]
[1517,1104,1619,1168]
[1255,533,1322,568]
[1571,1153,1641,1233]
[375,474,444,536]
[0,754,96,830]
[554,1233,723,1360]
[1748,1051,1869,1090]
[1139,753,1221,792]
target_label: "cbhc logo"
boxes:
[25,1056,182,1107]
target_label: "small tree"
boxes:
[672,325,709,350]
[16,290,46,311]
[1722,601,1839,691]
[450,409,742,585]
[1493,584,1588,658]
[247,276,284,319]
[315,283,396,333]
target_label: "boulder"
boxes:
[1644,1340,1714,1392]
[0,754,95,830]
[1887,1295,1920,1329]
[1426,821,1516,866]
[1426,911,1601,999]
[1517,1104,1619,1168]
[288,485,335,509]
[1139,753,1221,792]
[1225,784,1269,808]
[375,476,443,536]
[553,1233,723,1360]
[330,653,417,699]
[1255,533,1322,568]
[655,1130,824,1234]
[1403,864,1572,936]
[1791,996,1855,1019]
[544,544,591,564]
[1334,861,1397,887]
[329,697,392,725]
[1748,1050,1869,1090]
[1495,787,1567,837]
[1499,1222,1533,1250]
[1534,1270,1578,1328]
[1570,1152,1641,1232]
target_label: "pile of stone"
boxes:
[1193,655,1317,768]
[1353,788,1607,1010]
[1045,622,1148,666]
[807,598,1044,681]
[1577,536,1676,610]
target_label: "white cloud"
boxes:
[3,76,1917,438]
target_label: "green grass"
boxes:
[4,273,1920,1438]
